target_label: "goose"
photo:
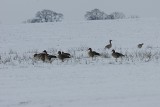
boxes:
[137,43,144,48]
[58,51,70,62]
[112,49,125,61]
[105,40,112,49]
[88,48,100,58]
[34,50,56,62]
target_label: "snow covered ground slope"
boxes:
[0,18,160,107]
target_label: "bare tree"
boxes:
[35,9,63,22]
[25,9,63,23]
[85,9,108,20]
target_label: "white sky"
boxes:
[0,0,160,24]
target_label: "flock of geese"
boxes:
[33,40,144,63]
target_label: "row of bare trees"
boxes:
[85,9,126,20]
[25,9,139,23]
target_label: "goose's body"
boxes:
[47,55,57,60]
[62,51,71,57]
[138,43,144,48]
[33,51,46,62]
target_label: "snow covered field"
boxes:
[0,18,160,107]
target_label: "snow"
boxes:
[0,18,160,107]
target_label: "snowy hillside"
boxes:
[0,18,160,107]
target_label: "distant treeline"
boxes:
[24,8,139,23]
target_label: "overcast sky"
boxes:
[0,0,160,24]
